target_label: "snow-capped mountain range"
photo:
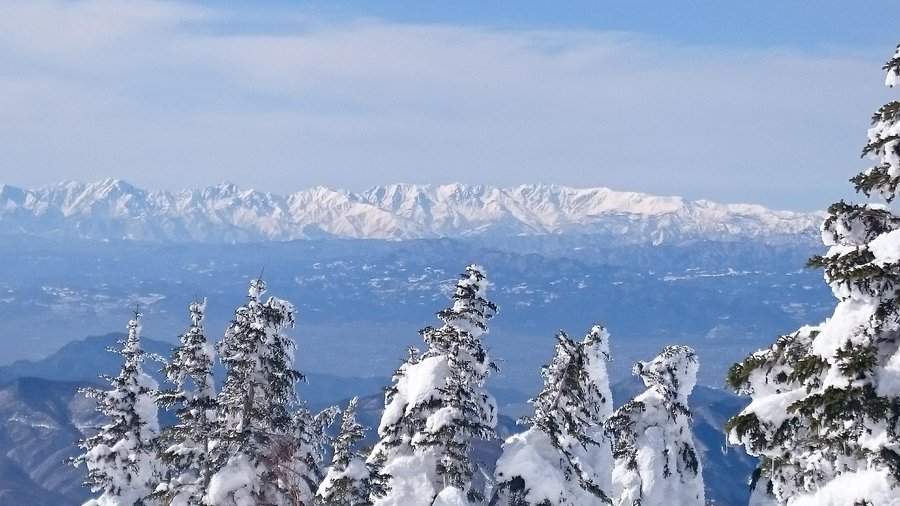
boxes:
[0,179,823,244]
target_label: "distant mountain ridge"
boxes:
[0,179,823,244]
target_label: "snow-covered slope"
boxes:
[0,179,822,244]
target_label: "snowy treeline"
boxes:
[73,265,706,505]
[74,280,338,506]
[725,44,900,505]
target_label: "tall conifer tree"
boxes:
[74,312,162,506]
[316,397,373,505]
[205,278,316,505]
[368,265,498,505]
[607,346,703,506]
[155,299,217,505]
[726,44,900,505]
[492,326,615,505]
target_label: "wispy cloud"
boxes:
[0,0,889,209]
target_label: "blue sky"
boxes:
[0,1,898,210]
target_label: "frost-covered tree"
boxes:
[205,278,320,505]
[271,404,340,505]
[492,326,615,506]
[73,312,162,506]
[368,264,499,505]
[155,299,217,505]
[316,397,373,505]
[726,44,900,505]
[606,346,703,506]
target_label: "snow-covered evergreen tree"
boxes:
[316,397,373,505]
[368,265,499,505]
[155,299,217,505]
[205,278,318,505]
[73,311,162,506]
[726,43,900,505]
[606,345,703,506]
[269,404,340,505]
[492,326,615,506]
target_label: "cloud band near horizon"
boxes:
[0,0,894,211]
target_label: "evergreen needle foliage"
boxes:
[726,43,900,505]
[607,346,703,506]
[368,264,499,505]
[316,397,375,506]
[492,326,615,506]
[155,300,217,505]
[72,312,162,506]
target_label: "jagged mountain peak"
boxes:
[194,181,241,198]
[0,180,823,244]
[43,178,137,196]
[212,180,239,191]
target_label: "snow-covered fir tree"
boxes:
[726,43,900,506]
[316,397,373,505]
[73,311,162,506]
[271,404,340,505]
[368,264,499,505]
[492,326,615,506]
[606,345,703,506]
[205,278,324,505]
[155,299,217,505]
